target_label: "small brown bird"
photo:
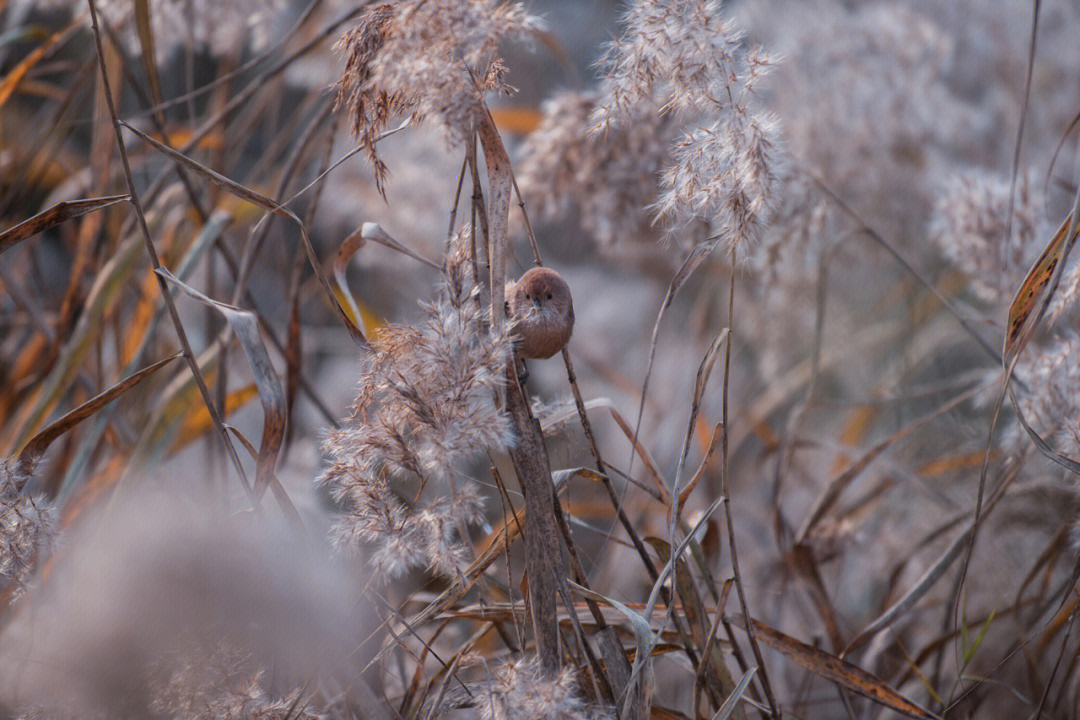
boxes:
[507,267,574,359]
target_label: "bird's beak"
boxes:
[532,299,542,309]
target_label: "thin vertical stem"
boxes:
[86,0,254,503]
[720,246,778,717]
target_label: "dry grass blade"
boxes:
[1004,212,1080,358]
[225,425,305,535]
[796,386,979,543]
[0,21,77,109]
[679,423,722,508]
[730,616,938,719]
[133,0,164,109]
[0,194,127,254]
[156,269,286,501]
[542,396,668,504]
[119,121,369,348]
[714,667,756,720]
[16,352,181,476]
[629,240,715,478]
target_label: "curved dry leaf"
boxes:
[1005,212,1080,359]
[225,425,305,535]
[120,121,368,348]
[541,396,669,504]
[156,269,285,501]
[16,353,181,479]
[731,616,937,719]
[0,195,127,255]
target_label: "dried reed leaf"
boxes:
[225,425,305,535]
[157,269,286,501]
[120,121,368,347]
[730,616,937,719]
[1005,212,1080,359]
[10,235,144,454]
[713,668,756,720]
[16,353,181,477]
[570,580,655,720]
[0,194,127,255]
[133,0,164,109]
[646,537,743,719]
[678,423,722,508]
[0,21,77,109]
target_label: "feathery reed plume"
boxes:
[321,236,514,578]
[931,171,1045,305]
[1016,331,1080,457]
[519,0,780,251]
[333,0,539,193]
[517,91,670,249]
[476,658,590,720]
[0,458,55,600]
[149,645,320,720]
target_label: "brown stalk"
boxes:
[472,104,564,673]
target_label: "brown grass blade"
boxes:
[16,352,181,477]
[1004,212,1080,359]
[225,425,305,535]
[156,269,286,501]
[0,21,77,109]
[119,121,369,347]
[0,195,127,254]
[133,0,164,109]
[731,616,938,719]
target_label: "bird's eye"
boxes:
[524,293,530,299]
[547,293,553,300]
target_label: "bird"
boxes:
[506,267,574,360]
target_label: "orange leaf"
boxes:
[1005,212,1080,359]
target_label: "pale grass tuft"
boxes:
[519,0,780,251]
[321,235,514,579]
[333,0,540,193]
[931,171,1045,305]
[1016,331,1080,458]
[477,657,595,720]
[0,457,56,600]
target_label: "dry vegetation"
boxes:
[2,1,1080,718]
